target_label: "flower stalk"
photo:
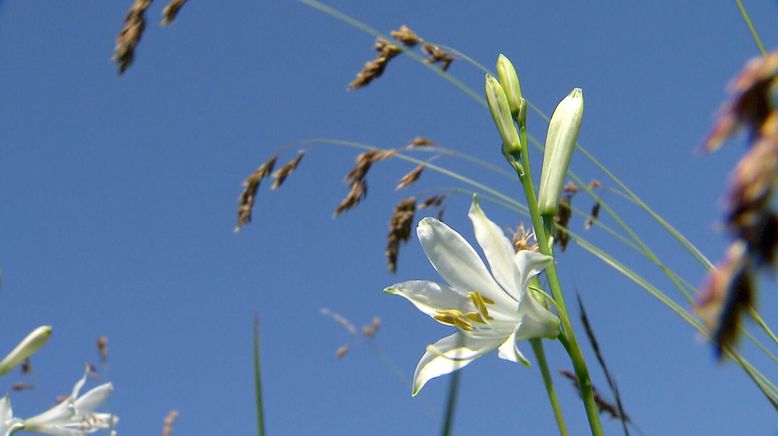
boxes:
[487,65,603,435]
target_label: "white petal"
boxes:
[516,295,561,341]
[412,332,502,396]
[417,218,514,307]
[514,250,553,293]
[496,331,530,366]
[385,281,473,318]
[74,383,113,415]
[468,198,522,302]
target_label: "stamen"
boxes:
[434,309,474,331]
[468,292,495,320]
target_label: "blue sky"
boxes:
[1,1,777,434]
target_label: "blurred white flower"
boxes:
[19,366,117,435]
[385,197,560,395]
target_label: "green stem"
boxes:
[440,369,460,436]
[749,306,778,347]
[530,339,569,436]
[735,0,768,56]
[509,126,604,436]
[252,316,266,436]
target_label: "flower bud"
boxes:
[538,88,584,216]
[485,74,522,156]
[496,54,526,123]
[0,326,52,376]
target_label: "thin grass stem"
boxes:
[253,315,266,436]
[735,0,768,56]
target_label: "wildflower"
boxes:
[0,326,52,376]
[0,367,117,435]
[385,197,560,395]
[21,366,118,435]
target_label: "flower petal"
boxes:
[496,331,530,366]
[516,295,561,340]
[417,218,514,307]
[385,281,473,318]
[412,332,502,396]
[514,250,553,293]
[468,198,522,302]
[74,383,113,415]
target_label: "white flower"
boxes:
[21,366,118,435]
[385,198,560,395]
[0,396,24,436]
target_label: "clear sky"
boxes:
[1,1,777,435]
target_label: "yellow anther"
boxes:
[468,292,495,320]
[465,312,487,324]
[434,310,474,331]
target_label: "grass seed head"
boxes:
[395,164,424,191]
[161,0,187,26]
[386,197,416,273]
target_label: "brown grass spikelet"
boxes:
[698,52,778,356]
[422,43,455,71]
[11,383,34,392]
[362,317,381,338]
[703,51,778,152]
[396,164,424,191]
[696,241,755,358]
[348,38,402,90]
[419,194,445,210]
[512,223,538,253]
[334,149,395,217]
[584,202,601,231]
[335,345,349,359]
[271,151,304,190]
[20,358,31,375]
[162,409,179,436]
[390,25,421,47]
[320,308,358,335]
[407,136,435,148]
[161,0,187,26]
[114,0,154,75]
[559,370,629,422]
[563,181,579,193]
[554,193,573,251]
[97,336,109,364]
[386,197,416,273]
[235,156,277,232]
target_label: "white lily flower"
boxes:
[21,366,118,435]
[0,396,24,436]
[385,197,560,395]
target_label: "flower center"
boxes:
[433,291,495,331]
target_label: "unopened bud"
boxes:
[496,54,526,123]
[485,74,521,156]
[0,326,52,376]
[538,88,584,216]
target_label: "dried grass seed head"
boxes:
[395,164,425,191]
[422,43,454,71]
[114,0,154,75]
[334,149,395,217]
[236,156,278,231]
[703,51,778,152]
[161,0,187,26]
[408,136,435,148]
[348,39,402,90]
[390,25,421,46]
[385,197,416,273]
[695,241,755,358]
[271,151,305,190]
